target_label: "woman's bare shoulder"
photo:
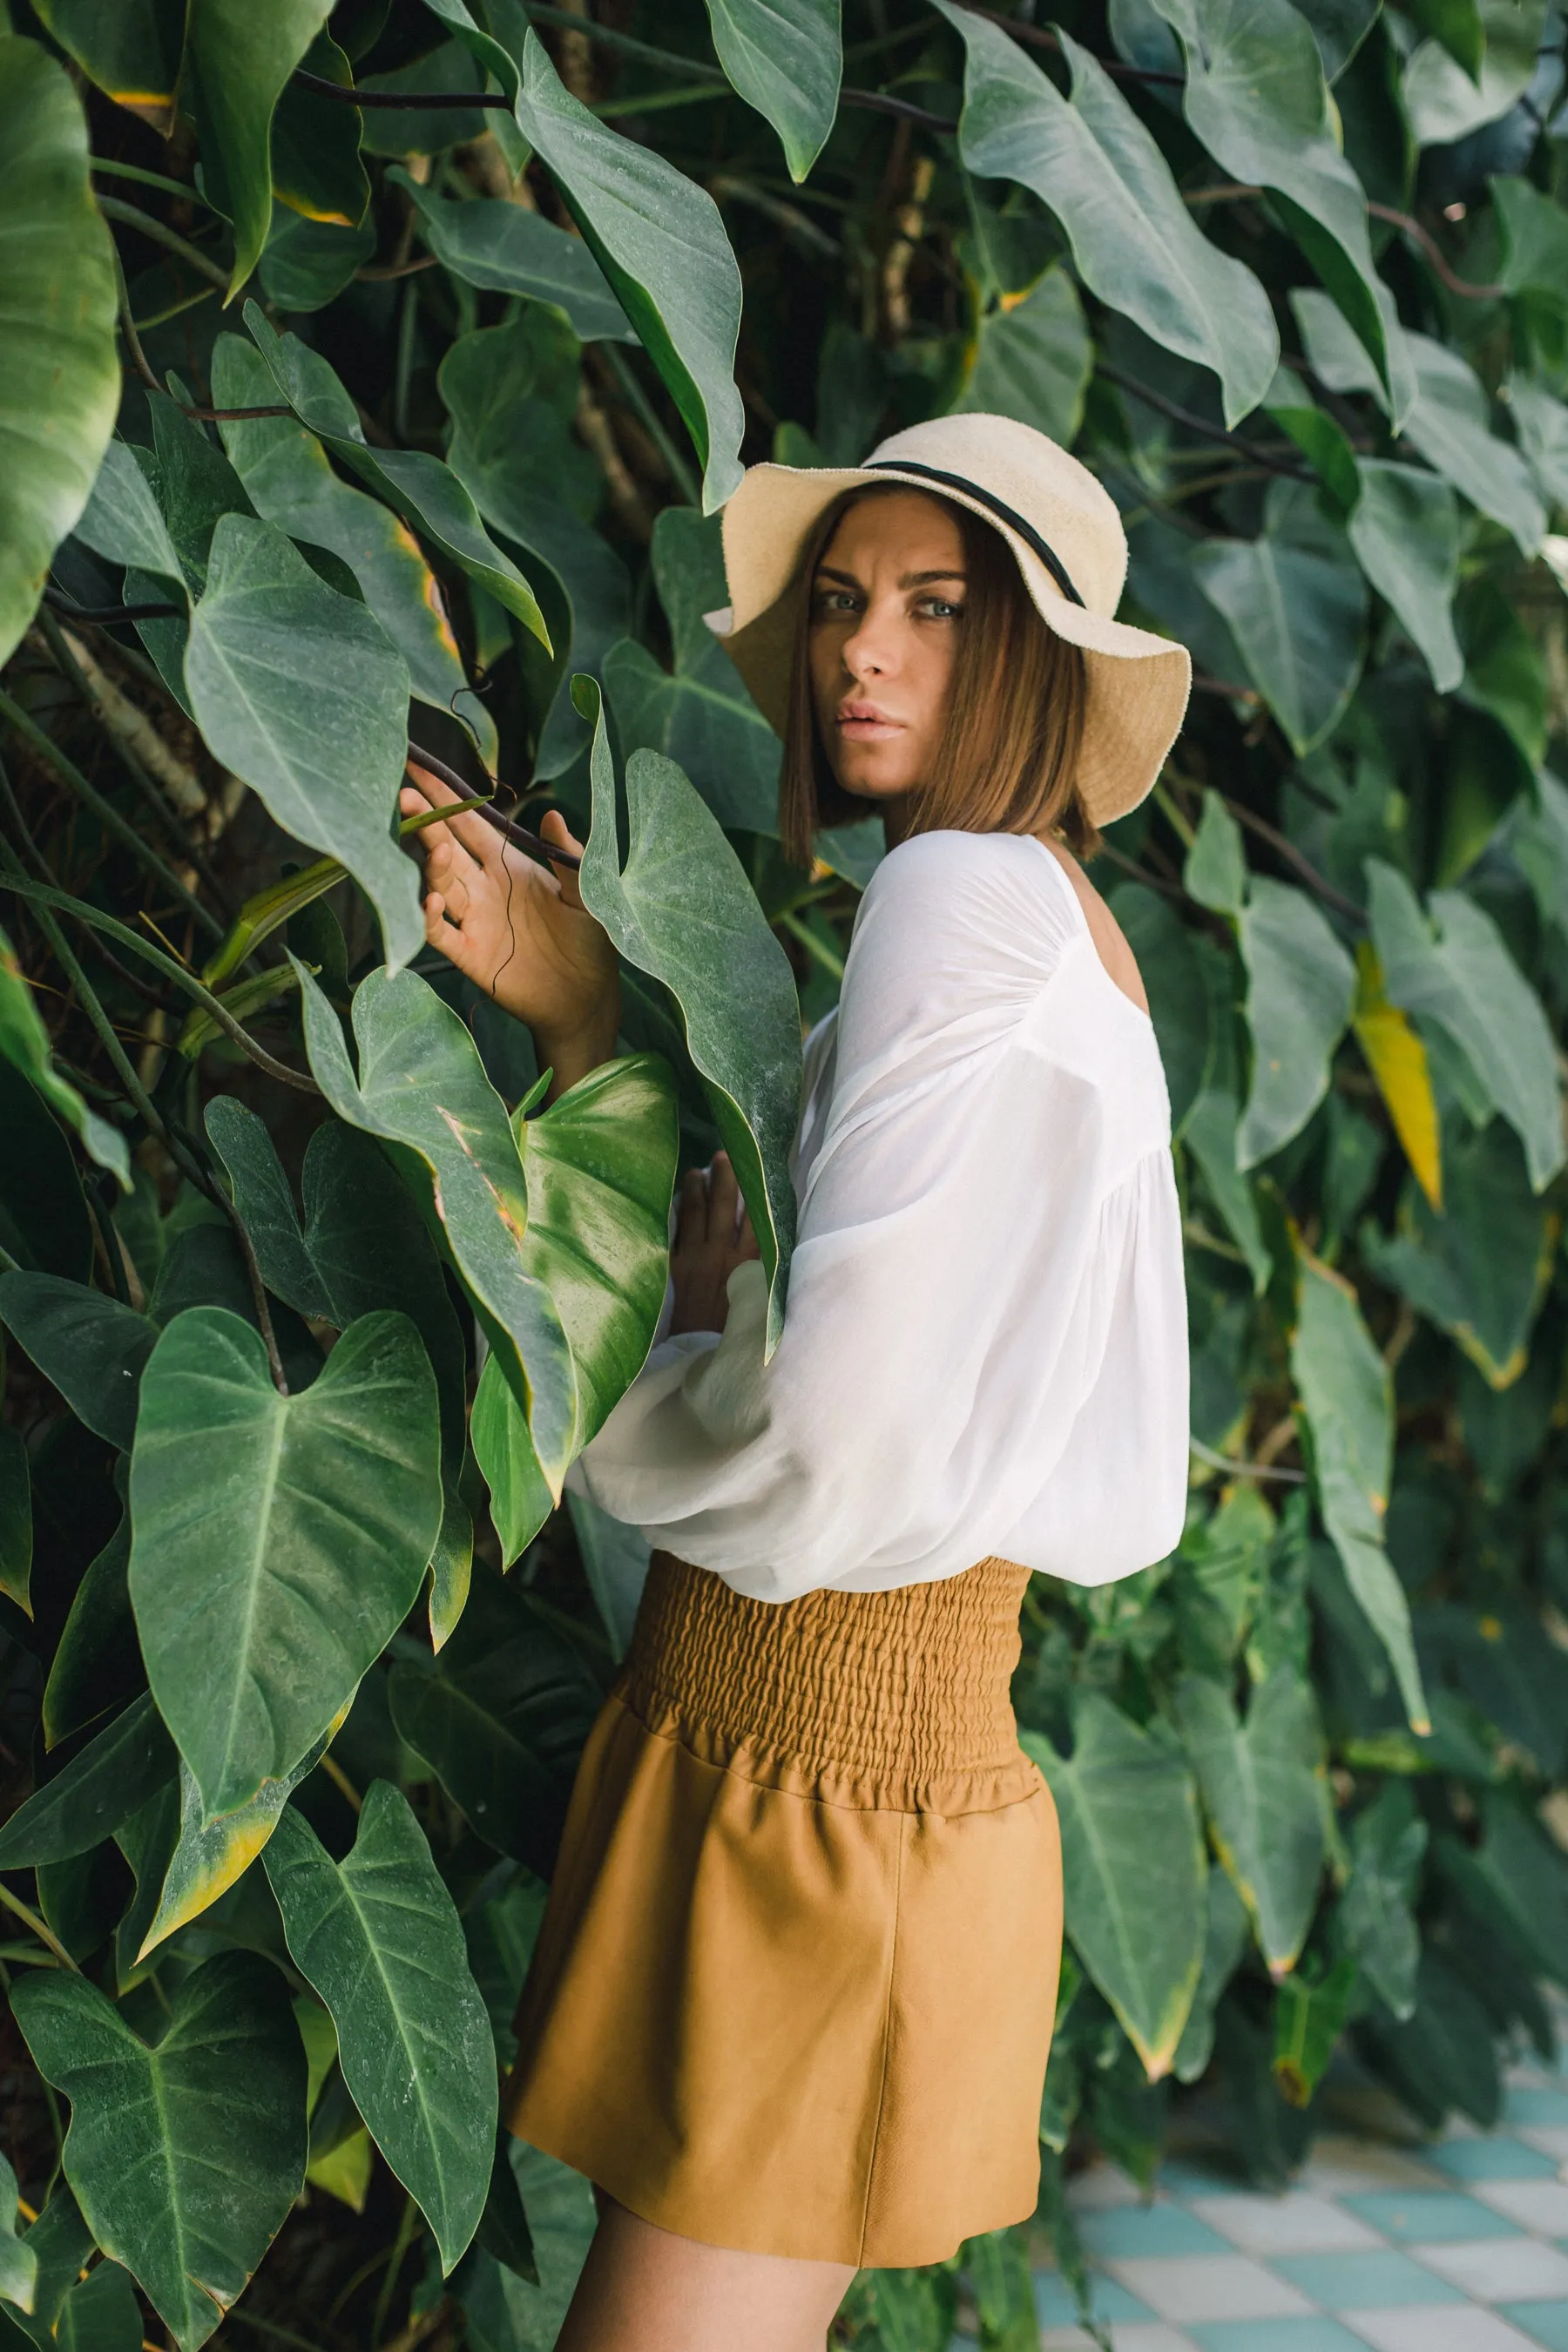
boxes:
[1038,839,1150,1017]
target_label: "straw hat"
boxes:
[706,413,1192,828]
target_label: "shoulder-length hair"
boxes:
[777,484,1095,868]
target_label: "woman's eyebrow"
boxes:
[814,564,862,586]
[902,569,967,587]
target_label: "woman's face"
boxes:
[808,490,966,813]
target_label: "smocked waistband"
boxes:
[621,1551,1034,1795]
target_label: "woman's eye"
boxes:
[918,597,963,620]
[812,587,861,617]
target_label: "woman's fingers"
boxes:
[707,1152,740,1240]
[674,1166,709,1251]
[540,807,589,909]
[404,757,502,867]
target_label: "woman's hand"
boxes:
[669,1153,761,1336]
[401,760,620,1096]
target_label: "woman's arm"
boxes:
[400,760,620,1098]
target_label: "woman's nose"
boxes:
[841,605,897,679]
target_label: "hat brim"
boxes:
[707,462,1192,829]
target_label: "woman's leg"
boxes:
[555,2194,856,2352]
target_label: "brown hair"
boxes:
[778,485,1095,868]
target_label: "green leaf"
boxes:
[259,205,375,313]
[936,3,1277,426]
[1146,0,1403,411]
[388,1575,602,1875]
[1509,374,1568,509]
[30,0,185,127]
[452,2145,596,2352]
[439,314,631,781]
[0,38,118,668]
[43,1523,139,1747]
[1401,0,1484,76]
[138,1738,329,1961]
[1337,1781,1425,2018]
[1173,1865,1251,2083]
[1265,367,1362,511]
[1186,1091,1271,1293]
[567,1491,652,1664]
[269,32,370,232]
[508,32,745,512]
[292,964,578,1493]
[1290,1248,1429,1731]
[183,0,334,294]
[73,440,187,598]
[0,1274,157,1450]
[1272,1951,1356,2105]
[1347,460,1463,692]
[469,1356,555,1569]
[576,680,801,1352]
[0,940,126,1186]
[1174,1670,1325,1976]
[603,507,781,835]
[206,1101,468,1463]
[512,1055,678,1446]
[1237,880,1356,1167]
[476,2131,537,2284]
[1401,0,1545,148]
[1108,882,1210,1135]
[0,1063,92,1283]
[391,170,632,343]
[212,335,496,762]
[52,2264,141,2352]
[1362,1122,1549,1389]
[1365,859,1564,1192]
[0,1427,30,1619]
[10,1953,308,2352]
[1400,333,1545,558]
[264,1783,497,2272]
[1023,1696,1207,2078]
[129,1306,443,1817]
[241,303,551,644]
[699,0,841,181]
[951,267,1092,446]
[0,2154,37,2316]
[1184,789,1247,919]
[1192,532,1366,754]
[184,512,423,971]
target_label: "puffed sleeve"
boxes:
[577,830,1189,1601]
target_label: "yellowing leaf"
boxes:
[1353,943,1443,1210]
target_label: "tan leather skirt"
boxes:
[504,1551,1062,2268]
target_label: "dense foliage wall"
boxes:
[1,0,1567,2344]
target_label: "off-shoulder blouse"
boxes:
[578,828,1189,1603]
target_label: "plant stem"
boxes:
[96,195,233,292]
[600,343,701,506]
[0,875,320,1093]
[0,687,221,943]
[371,2197,420,2349]
[0,1882,79,1971]
[92,157,223,210]
[1098,365,1310,480]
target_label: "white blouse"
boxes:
[578,829,1189,1603]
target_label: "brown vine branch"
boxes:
[1220,794,1368,928]
[1186,182,1507,301]
[1098,364,1311,480]
[405,741,583,872]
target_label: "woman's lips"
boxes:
[835,706,902,740]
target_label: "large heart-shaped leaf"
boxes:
[1237,880,1355,1167]
[1290,1248,1428,1730]
[603,508,781,835]
[0,1274,157,1450]
[392,170,632,343]
[182,0,334,293]
[264,1783,497,2273]
[206,1101,467,1463]
[699,0,841,182]
[1193,533,1367,753]
[0,38,118,668]
[936,3,1277,425]
[0,1693,172,1869]
[242,303,550,644]
[72,441,187,598]
[11,1954,308,2352]
[137,1739,329,1962]
[429,10,746,510]
[1338,1782,1426,2019]
[1173,1671,1326,1976]
[292,963,578,1492]
[1401,0,1544,148]
[1146,0,1407,416]
[1401,335,1544,558]
[952,267,1093,445]
[128,1306,443,1817]
[269,30,370,233]
[184,514,422,970]
[1365,858,1563,1192]
[388,1576,602,1875]
[1347,462,1463,693]
[1023,1697,1207,2079]
[576,680,802,1351]
[212,335,495,762]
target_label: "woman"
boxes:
[403,415,1192,2352]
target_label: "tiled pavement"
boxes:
[1024,2051,1568,2352]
